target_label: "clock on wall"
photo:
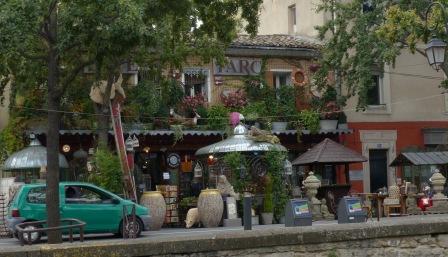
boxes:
[167,153,181,168]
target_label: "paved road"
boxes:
[0,219,340,249]
[0,216,431,250]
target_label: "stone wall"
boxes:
[3,215,448,257]
[152,235,448,257]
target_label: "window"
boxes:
[182,68,209,101]
[288,5,296,34]
[362,0,374,13]
[366,74,383,106]
[273,72,292,89]
[27,187,46,204]
[65,186,114,204]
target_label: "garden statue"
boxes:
[248,126,280,144]
[229,112,245,127]
[169,108,201,127]
[303,172,323,220]
[217,175,240,200]
[320,199,334,220]
[185,208,201,228]
[426,169,448,213]
[90,74,125,104]
[405,183,421,215]
[217,175,242,226]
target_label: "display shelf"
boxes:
[156,185,179,225]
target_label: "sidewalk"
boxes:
[1,215,447,257]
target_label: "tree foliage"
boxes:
[0,0,263,243]
[314,0,446,108]
[88,148,123,194]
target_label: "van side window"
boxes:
[26,187,46,204]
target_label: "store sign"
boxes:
[214,58,262,76]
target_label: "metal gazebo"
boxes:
[2,136,69,182]
[195,124,287,188]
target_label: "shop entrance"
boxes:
[369,149,388,193]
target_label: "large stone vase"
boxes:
[197,189,224,228]
[139,191,166,231]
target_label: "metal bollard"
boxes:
[243,195,252,230]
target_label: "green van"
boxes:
[6,182,150,243]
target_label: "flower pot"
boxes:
[139,191,166,230]
[279,216,285,224]
[319,120,338,130]
[197,189,224,228]
[272,121,288,131]
[260,212,273,225]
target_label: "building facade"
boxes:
[258,0,448,193]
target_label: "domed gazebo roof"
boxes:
[195,125,286,156]
[2,137,69,171]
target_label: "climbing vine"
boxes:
[264,150,288,222]
[223,152,250,193]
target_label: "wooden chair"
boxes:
[383,185,403,217]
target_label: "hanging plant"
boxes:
[171,125,184,145]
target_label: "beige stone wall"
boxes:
[345,50,447,122]
[258,0,327,38]
[0,82,10,131]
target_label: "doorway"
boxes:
[369,149,388,193]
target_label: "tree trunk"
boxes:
[95,103,110,148]
[46,2,62,244]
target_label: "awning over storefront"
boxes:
[390,152,448,166]
[292,138,367,165]
[27,128,352,136]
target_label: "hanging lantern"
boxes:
[73,148,88,159]
[283,159,293,176]
[194,162,203,177]
[132,135,140,148]
[425,38,447,71]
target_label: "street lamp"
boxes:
[425,2,448,72]
[425,38,447,71]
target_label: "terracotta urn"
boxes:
[139,191,166,230]
[197,189,224,228]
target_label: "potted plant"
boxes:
[241,101,267,128]
[221,89,247,112]
[261,175,274,225]
[207,105,230,130]
[299,110,320,133]
[180,95,207,117]
[319,101,340,130]
[270,86,298,131]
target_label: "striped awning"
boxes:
[27,128,352,136]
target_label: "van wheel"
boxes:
[20,224,41,244]
[119,217,143,238]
